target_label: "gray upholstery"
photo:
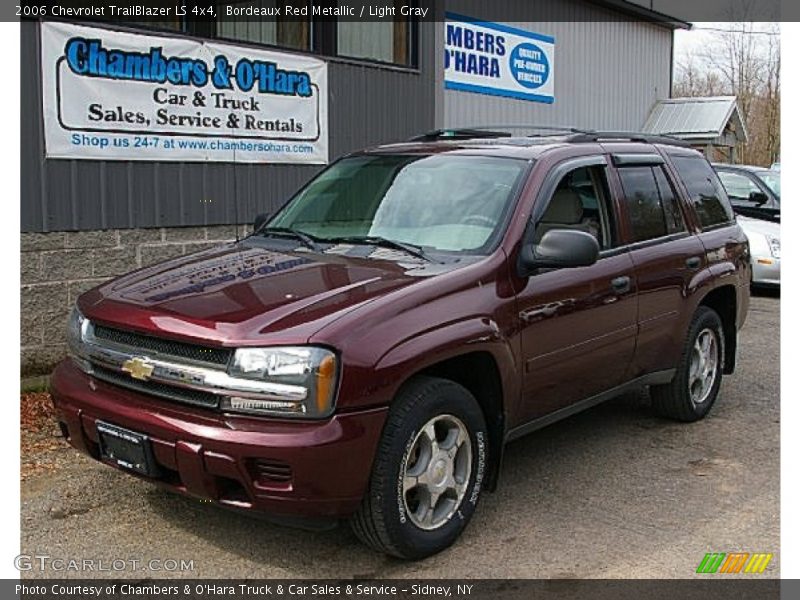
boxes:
[541,189,584,224]
[534,188,594,243]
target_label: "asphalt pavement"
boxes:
[20,293,780,579]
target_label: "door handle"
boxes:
[685,256,702,269]
[611,276,631,294]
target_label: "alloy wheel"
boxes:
[688,327,719,406]
[402,414,472,530]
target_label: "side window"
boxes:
[654,167,687,234]
[716,171,762,201]
[670,156,735,228]
[618,167,667,242]
[534,165,617,251]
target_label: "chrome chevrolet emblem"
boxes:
[122,357,155,381]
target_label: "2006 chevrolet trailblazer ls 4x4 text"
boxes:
[52,128,750,559]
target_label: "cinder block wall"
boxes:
[21,225,249,376]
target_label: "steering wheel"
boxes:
[459,214,497,228]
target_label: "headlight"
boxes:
[767,235,780,259]
[66,307,92,373]
[221,347,338,418]
[66,307,90,366]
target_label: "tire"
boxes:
[350,376,489,559]
[651,306,725,422]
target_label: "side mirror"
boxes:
[749,191,769,206]
[253,212,270,233]
[518,229,600,275]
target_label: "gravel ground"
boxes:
[20,293,780,579]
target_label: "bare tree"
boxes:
[672,23,780,166]
[674,52,725,97]
[759,23,781,165]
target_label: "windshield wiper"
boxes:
[324,235,438,263]
[258,227,320,251]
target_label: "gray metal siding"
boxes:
[441,0,673,131]
[21,20,436,232]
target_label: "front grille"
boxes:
[91,365,221,409]
[93,325,232,366]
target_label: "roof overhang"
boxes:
[588,0,692,29]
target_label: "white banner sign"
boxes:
[41,22,328,163]
[444,13,555,104]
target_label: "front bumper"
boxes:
[751,256,781,286]
[50,360,387,521]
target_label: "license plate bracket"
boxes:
[97,421,159,478]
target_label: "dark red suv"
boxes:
[51,129,750,559]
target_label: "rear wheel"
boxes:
[350,376,488,559]
[651,306,725,422]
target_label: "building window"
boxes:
[99,1,417,67]
[217,1,310,50]
[337,18,410,65]
[118,19,183,32]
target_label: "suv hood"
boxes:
[79,242,436,345]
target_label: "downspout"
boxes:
[669,29,675,98]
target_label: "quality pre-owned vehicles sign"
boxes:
[40,22,328,163]
[444,13,555,103]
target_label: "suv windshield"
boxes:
[267,154,528,254]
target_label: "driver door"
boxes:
[516,156,637,423]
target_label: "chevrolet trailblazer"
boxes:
[52,128,750,559]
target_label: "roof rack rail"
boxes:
[409,125,592,142]
[407,127,692,148]
[566,131,691,147]
[408,128,514,142]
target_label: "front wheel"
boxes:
[651,306,725,422]
[350,376,488,559]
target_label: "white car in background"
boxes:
[737,216,780,287]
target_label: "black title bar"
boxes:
[5,579,787,600]
[6,0,791,23]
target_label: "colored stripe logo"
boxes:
[697,552,773,574]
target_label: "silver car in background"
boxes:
[737,216,780,287]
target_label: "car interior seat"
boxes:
[534,188,596,244]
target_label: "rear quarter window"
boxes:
[670,156,735,229]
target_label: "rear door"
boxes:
[667,151,750,326]
[608,152,706,377]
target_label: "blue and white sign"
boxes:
[444,13,555,104]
